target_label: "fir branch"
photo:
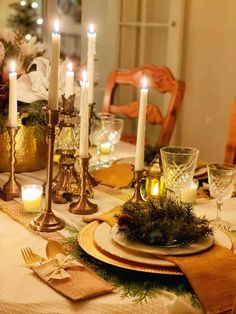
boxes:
[116,197,213,246]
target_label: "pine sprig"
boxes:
[61,226,199,305]
[116,197,213,246]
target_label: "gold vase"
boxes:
[0,123,47,172]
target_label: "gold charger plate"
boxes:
[78,221,182,275]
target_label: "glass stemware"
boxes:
[90,112,114,167]
[207,163,236,226]
[160,146,199,199]
[105,118,124,161]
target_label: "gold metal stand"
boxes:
[131,170,145,203]
[52,150,80,203]
[69,155,98,215]
[30,108,65,232]
[0,126,21,201]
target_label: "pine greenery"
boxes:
[116,197,213,246]
[7,2,38,36]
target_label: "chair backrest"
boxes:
[224,97,236,164]
[102,64,185,146]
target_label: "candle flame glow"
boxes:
[151,183,159,196]
[142,78,147,89]
[89,23,95,33]
[67,62,73,72]
[54,19,60,33]
[9,61,16,73]
[82,70,88,82]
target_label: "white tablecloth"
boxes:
[1,142,234,314]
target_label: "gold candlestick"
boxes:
[30,108,65,232]
[131,170,145,203]
[0,126,21,201]
[52,150,80,203]
[69,155,98,215]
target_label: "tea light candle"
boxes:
[87,23,96,104]
[135,78,148,171]
[100,142,111,154]
[65,62,74,98]
[48,19,60,110]
[8,61,18,127]
[21,185,43,214]
[181,180,199,204]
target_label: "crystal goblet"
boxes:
[207,163,236,227]
[90,112,114,167]
[105,118,124,161]
[160,146,199,199]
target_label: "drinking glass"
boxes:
[160,146,199,199]
[207,163,236,226]
[90,112,114,167]
[105,118,124,161]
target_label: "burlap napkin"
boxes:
[89,207,236,314]
[32,254,114,301]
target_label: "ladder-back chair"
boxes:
[102,64,185,146]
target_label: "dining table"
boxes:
[0,141,235,314]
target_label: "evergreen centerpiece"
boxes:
[116,197,213,246]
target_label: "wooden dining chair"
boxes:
[224,97,236,164]
[102,64,185,146]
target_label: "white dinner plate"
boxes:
[94,222,175,267]
[111,224,231,256]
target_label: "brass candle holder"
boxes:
[0,126,21,201]
[52,150,81,203]
[69,155,98,215]
[52,95,81,203]
[29,108,65,232]
[131,169,145,203]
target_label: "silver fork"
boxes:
[21,247,46,266]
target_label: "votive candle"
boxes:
[22,185,43,214]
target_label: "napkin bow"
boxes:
[35,253,84,281]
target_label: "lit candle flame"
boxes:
[89,23,94,33]
[151,183,159,196]
[9,61,16,73]
[142,78,147,89]
[82,70,88,82]
[67,62,73,72]
[54,19,60,34]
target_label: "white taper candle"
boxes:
[48,19,60,110]
[79,70,89,158]
[134,78,148,171]
[8,61,18,127]
[65,62,74,99]
[87,24,96,105]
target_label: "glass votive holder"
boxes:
[180,179,199,204]
[21,184,43,215]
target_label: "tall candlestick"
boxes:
[8,61,18,127]
[79,70,89,158]
[135,78,148,171]
[87,23,96,105]
[48,19,60,110]
[65,62,74,99]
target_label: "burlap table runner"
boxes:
[0,199,113,301]
[91,206,236,314]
